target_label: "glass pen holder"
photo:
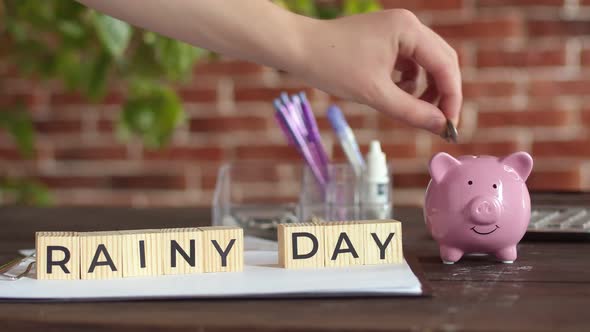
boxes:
[212,162,392,241]
[298,163,393,223]
[212,162,302,240]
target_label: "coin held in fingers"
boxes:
[441,119,458,144]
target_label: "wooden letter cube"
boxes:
[80,231,123,280]
[360,220,403,265]
[162,228,203,275]
[36,232,79,280]
[121,230,163,278]
[278,223,324,269]
[323,222,364,268]
[201,226,243,272]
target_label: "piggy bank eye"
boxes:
[468,180,473,185]
[493,184,497,189]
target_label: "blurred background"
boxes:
[0,0,589,208]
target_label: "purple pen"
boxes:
[274,99,326,190]
[274,109,295,146]
[280,92,307,137]
[292,93,328,180]
[298,92,330,178]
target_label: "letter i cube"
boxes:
[121,230,163,278]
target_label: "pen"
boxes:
[297,92,330,179]
[327,105,365,177]
[274,99,327,190]
[280,92,307,137]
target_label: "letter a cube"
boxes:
[80,231,123,280]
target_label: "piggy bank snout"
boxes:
[469,196,502,225]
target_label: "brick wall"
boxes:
[1,0,590,207]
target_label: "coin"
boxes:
[442,119,458,143]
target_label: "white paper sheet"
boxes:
[1,247,422,301]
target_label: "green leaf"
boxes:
[54,48,83,89]
[142,31,157,44]
[118,81,185,148]
[83,51,112,100]
[10,39,51,76]
[342,0,382,15]
[6,20,29,42]
[0,108,35,157]
[316,5,341,19]
[279,0,317,16]
[58,20,85,39]
[0,178,52,206]
[273,0,288,10]
[152,36,204,80]
[54,0,86,18]
[93,13,132,58]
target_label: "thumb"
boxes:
[372,81,446,135]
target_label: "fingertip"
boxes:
[439,94,462,128]
[384,85,448,134]
[452,116,460,129]
[429,112,447,136]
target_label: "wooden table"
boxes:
[0,205,589,331]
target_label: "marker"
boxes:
[327,105,365,177]
[297,92,330,179]
[274,99,327,191]
[280,92,306,136]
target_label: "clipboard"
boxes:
[0,250,428,302]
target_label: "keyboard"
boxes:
[526,192,590,240]
[529,207,590,232]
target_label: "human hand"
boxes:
[293,10,462,135]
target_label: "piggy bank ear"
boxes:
[500,152,533,181]
[429,153,461,183]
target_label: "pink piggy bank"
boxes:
[424,152,533,264]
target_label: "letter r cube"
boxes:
[36,232,80,280]
[278,223,324,269]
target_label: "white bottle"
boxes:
[361,141,391,220]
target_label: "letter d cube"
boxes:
[278,223,324,269]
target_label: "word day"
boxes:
[279,220,402,269]
[36,226,243,280]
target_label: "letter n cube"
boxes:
[162,228,203,275]
[278,223,324,269]
[36,232,79,280]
